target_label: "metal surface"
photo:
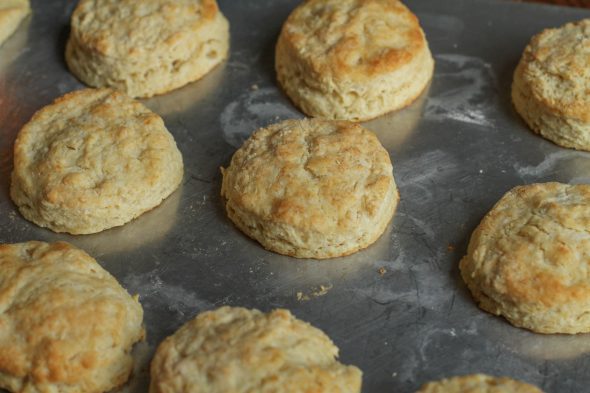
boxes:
[1,0,590,392]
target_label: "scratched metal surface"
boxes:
[1,0,590,392]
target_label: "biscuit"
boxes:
[149,306,362,393]
[66,0,229,98]
[512,20,590,151]
[11,88,184,235]
[460,182,590,334]
[221,118,399,259]
[275,0,434,121]
[0,0,30,46]
[0,241,144,393]
[416,374,543,393]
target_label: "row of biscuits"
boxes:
[63,0,590,153]
[3,0,590,148]
[0,240,544,393]
[1,0,589,392]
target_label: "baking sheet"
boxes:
[2,0,590,392]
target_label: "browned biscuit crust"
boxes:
[221,119,399,259]
[512,19,590,150]
[460,183,590,334]
[0,241,144,393]
[276,0,434,121]
[66,0,229,98]
[11,88,184,234]
[150,307,362,393]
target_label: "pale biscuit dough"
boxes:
[0,0,29,47]
[149,307,362,393]
[66,0,229,98]
[11,88,184,235]
[416,374,543,393]
[275,0,434,121]
[460,182,590,334]
[512,19,590,151]
[221,118,399,259]
[0,241,144,393]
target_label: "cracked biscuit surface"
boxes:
[416,374,543,393]
[66,0,229,98]
[275,0,434,121]
[150,306,362,393]
[512,19,590,151]
[0,241,144,393]
[221,118,398,259]
[11,88,184,234]
[460,182,590,334]
[0,0,29,47]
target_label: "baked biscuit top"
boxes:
[11,88,183,234]
[0,241,144,393]
[13,88,181,212]
[222,119,395,235]
[70,0,220,58]
[279,0,426,80]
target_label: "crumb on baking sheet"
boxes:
[297,284,333,301]
[312,284,332,297]
[296,292,310,301]
[378,267,387,276]
[447,244,455,252]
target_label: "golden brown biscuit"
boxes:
[0,241,144,393]
[512,19,590,151]
[460,182,590,334]
[0,0,29,47]
[221,118,399,259]
[11,88,184,235]
[149,307,362,393]
[275,0,434,121]
[66,0,229,98]
[416,374,544,393]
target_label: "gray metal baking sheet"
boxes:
[2,0,590,392]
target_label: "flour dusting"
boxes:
[124,270,212,319]
[514,150,590,182]
[394,150,459,206]
[353,261,453,311]
[220,87,301,148]
[418,14,464,39]
[425,54,496,127]
[396,150,459,187]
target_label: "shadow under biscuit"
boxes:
[248,218,395,289]
[481,321,590,361]
[47,186,183,256]
[117,341,153,393]
[364,81,431,151]
[0,14,32,202]
[143,61,227,116]
[0,14,30,71]
[0,143,13,202]
[513,149,590,184]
